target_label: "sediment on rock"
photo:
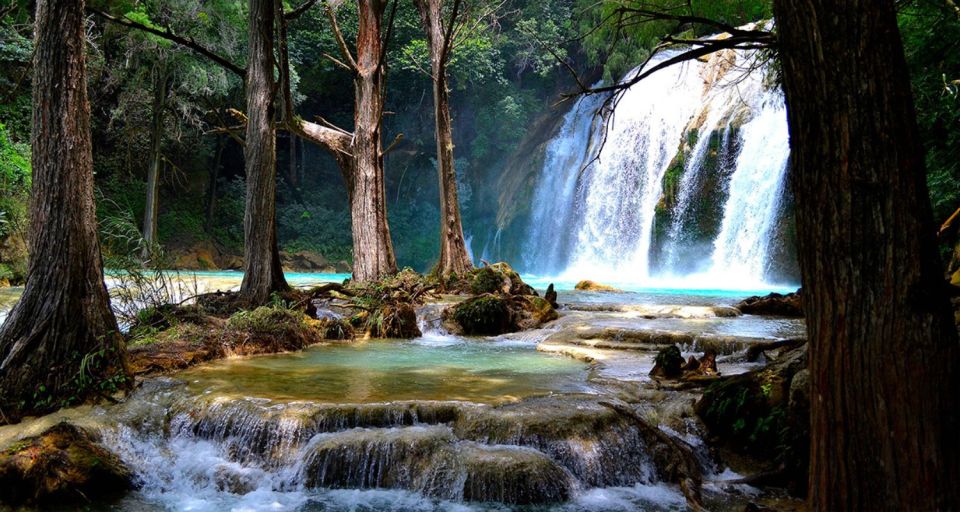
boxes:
[0,423,133,506]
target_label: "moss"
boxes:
[451,295,513,335]
[470,266,503,294]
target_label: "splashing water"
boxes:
[524,47,793,291]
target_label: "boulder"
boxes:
[574,280,623,292]
[171,240,221,270]
[0,423,133,506]
[443,294,513,335]
[448,262,537,296]
[442,294,558,336]
[735,290,803,317]
[281,250,329,271]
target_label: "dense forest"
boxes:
[0,0,958,510]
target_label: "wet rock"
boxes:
[545,283,558,308]
[650,345,684,379]
[300,425,457,490]
[694,344,809,493]
[735,290,803,317]
[0,423,133,506]
[442,294,558,336]
[460,444,571,504]
[453,395,652,487]
[443,294,513,335]
[574,280,623,292]
[213,464,259,494]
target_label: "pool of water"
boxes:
[179,337,593,404]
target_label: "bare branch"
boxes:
[324,1,358,71]
[381,133,404,157]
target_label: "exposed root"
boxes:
[600,401,707,512]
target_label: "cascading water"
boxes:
[524,46,794,289]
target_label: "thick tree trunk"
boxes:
[415,0,473,277]
[772,1,960,509]
[239,0,289,304]
[142,62,168,259]
[0,0,127,422]
[348,0,397,282]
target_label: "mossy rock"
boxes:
[694,344,809,492]
[460,444,571,504]
[470,266,503,294]
[445,294,515,335]
[0,423,133,506]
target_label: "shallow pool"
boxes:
[179,337,593,404]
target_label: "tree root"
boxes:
[600,401,708,512]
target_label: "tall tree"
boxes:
[282,0,398,282]
[413,0,473,277]
[240,0,289,303]
[142,59,169,259]
[772,0,960,509]
[0,0,127,422]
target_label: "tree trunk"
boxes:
[288,133,299,188]
[772,1,960,509]
[142,61,168,259]
[348,0,397,282]
[239,0,289,304]
[0,0,127,422]
[205,135,224,232]
[284,0,397,283]
[415,0,473,277]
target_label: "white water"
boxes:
[524,47,793,290]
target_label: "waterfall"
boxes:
[523,47,793,289]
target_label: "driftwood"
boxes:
[745,338,807,362]
[600,401,707,512]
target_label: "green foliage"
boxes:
[471,266,503,294]
[227,304,308,335]
[0,122,29,240]
[899,2,960,223]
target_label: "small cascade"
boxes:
[523,43,794,288]
[97,384,684,510]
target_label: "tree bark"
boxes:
[348,0,397,282]
[772,1,960,509]
[142,60,168,259]
[0,0,127,422]
[288,0,397,283]
[414,0,473,277]
[239,0,289,304]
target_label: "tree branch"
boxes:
[285,0,319,20]
[86,6,246,78]
[324,1,358,71]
